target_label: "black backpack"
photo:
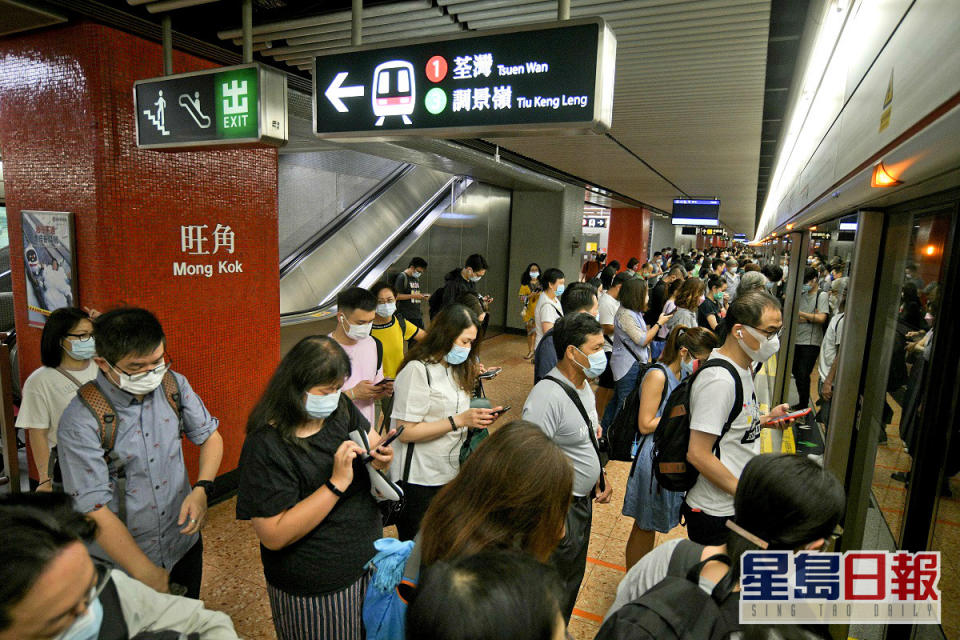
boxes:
[595,540,739,640]
[652,359,742,492]
[607,363,669,462]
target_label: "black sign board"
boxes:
[313,18,616,140]
[134,63,287,149]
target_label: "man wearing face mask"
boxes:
[57,308,223,599]
[793,267,830,412]
[523,313,613,622]
[533,283,600,384]
[0,492,237,640]
[436,253,490,316]
[330,287,389,428]
[683,291,793,545]
[394,257,429,330]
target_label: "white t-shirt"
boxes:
[598,292,620,353]
[818,313,845,380]
[390,360,471,486]
[685,351,762,517]
[534,292,563,348]
[16,361,99,446]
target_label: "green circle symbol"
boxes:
[424,87,447,115]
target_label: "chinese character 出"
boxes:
[452,56,472,80]
[741,551,790,600]
[452,89,472,112]
[473,87,491,111]
[181,225,209,255]
[473,53,493,78]
[213,224,235,254]
[492,85,512,110]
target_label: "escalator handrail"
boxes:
[279,175,472,321]
[279,163,416,279]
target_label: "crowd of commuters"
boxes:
[4,245,859,640]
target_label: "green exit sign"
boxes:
[135,63,287,149]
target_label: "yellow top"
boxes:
[518,284,542,322]
[371,315,421,378]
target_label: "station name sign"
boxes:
[313,18,616,140]
[135,63,287,149]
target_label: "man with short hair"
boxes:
[437,253,491,314]
[818,279,847,428]
[597,271,630,428]
[724,258,741,301]
[523,313,612,621]
[534,282,599,383]
[394,257,429,329]
[793,267,830,411]
[331,287,389,426]
[684,291,792,544]
[58,308,223,598]
[0,492,237,640]
[904,263,924,291]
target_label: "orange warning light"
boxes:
[786,223,795,230]
[925,245,936,257]
[809,226,817,231]
[871,162,903,187]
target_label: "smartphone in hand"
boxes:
[362,426,404,464]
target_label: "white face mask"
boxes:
[110,360,168,395]
[736,325,780,363]
[376,302,397,318]
[340,314,372,341]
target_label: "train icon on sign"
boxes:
[373,60,415,126]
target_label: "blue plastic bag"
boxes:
[363,538,417,640]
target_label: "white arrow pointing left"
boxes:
[325,72,365,113]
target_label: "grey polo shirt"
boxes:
[796,290,830,346]
[522,367,601,497]
[58,370,219,569]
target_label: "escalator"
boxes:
[279,161,473,324]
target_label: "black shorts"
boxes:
[681,501,730,546]
[597,351,615,389]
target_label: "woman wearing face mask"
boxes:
[16,307,99,491]
[534,268,565,349]
[661,277,704,336]
[698,274,727,331]
[390,304,504,541]
[518,262,543,360]
[371,281,427,431]
[237,335,394,640]
[622,326,719,569]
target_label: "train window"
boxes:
[398,69,409,94]
[378,71,389,95]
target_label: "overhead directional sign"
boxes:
[313,18,616,140]
[134,63,287,149]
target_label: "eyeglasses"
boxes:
[750,325,783,339]
[65,332,93,342]
[113,354,172,381]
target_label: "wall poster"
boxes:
[21,210,76,327]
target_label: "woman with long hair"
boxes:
[237,335,395,640]
[606,454,845,631]
[390,304,504,541]
[519,263,543,360]
[622,326,719,568]
[418,420,573,566]
[16,307,99,490]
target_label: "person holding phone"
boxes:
[237,335,393,640]
[390,304,502,541]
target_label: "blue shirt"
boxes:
[58,370,219,569]
[533,330,558,384]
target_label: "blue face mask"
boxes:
[681,357,695,378]
[445,344,471,365]
[529,271,540,279]
[556,284,566,296]
[575,347,607,379]
[56,597,103,640]
[64,338,96,360]
[305,390,341,419]
[802,283,812,294]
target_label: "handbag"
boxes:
[349,429,405,526]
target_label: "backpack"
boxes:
[607,363,669,462]
[55,372,183,523]
[363,537,421,640]
[595,540,739,640]
[652,359,742,492]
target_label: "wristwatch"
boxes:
[193,480,214,497]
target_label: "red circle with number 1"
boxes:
[426,56,448,83]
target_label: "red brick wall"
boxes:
[606,207,651,269]
[0,23,280,478]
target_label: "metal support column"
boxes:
[352,0,362,46]
[242,0,253,63]
[772,230,808,406]
[161,15,173,74]
[558,0,570,20]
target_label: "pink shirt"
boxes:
[331,335,384,426]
